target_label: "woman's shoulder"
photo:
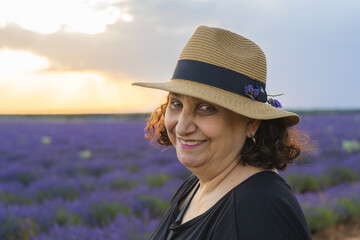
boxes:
[231,171,303,220]
[234,171,292,199]
[230,171,312,239]
[233,171,301,212]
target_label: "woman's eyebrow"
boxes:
[169,93,182,98]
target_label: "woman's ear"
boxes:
[246,118,262,137]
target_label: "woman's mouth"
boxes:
[178,139,206,149]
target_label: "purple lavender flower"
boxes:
[267,98,282,108]
[244,85,259,101]
[1,113,360,238]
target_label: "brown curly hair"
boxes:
[145,94,311,171]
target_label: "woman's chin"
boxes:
[177,155,204,169]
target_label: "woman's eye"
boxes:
[170,100,182,110]
[198,104,216,113]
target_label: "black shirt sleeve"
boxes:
[233,173,312,240]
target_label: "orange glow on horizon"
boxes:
[0,49,167,115]
[0,74,167,114]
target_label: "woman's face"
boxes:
[164,93,259,173]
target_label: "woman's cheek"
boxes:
[164,111,177,144]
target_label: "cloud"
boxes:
[0,0,359,110]
[0,49,49,79]
[0,0,132,34]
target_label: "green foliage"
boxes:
[304,207,337,233]
[145,173,171,187]
[0,193,32,205]
[328,166,358,185]
[90,202,130,227]
[333,198,360,222]
[286,174,331,193]
[36,186,79,202]
[55,208,80,226]
[0,217,38,240]
[342,140,360,153]
[79,150,92,159]
[41,136,52,145]
[80,181,96,192]
[304,197,360,233]
[0,193,17,205]
[125,164,141,173]
[287,166,358,193]
[110,178,138,191]
[137,194,169,218]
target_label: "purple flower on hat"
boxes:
[267,98,282,108]
[244,85,259,101]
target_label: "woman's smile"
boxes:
[178,138,207,149]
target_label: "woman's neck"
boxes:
[180,162,272,224]
[196,162,266,195]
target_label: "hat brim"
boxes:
[132,79,300,127]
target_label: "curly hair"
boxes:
[144,94,311,171]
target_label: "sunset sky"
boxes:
[0,0,359,114]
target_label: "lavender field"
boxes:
[0,112,360,239]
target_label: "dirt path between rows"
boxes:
[312,218,360,240]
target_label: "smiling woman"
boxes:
[133,25,312,240]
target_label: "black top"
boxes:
[150,171,312,240]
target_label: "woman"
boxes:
[133,26,312,240]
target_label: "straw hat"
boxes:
[132,26,300,127]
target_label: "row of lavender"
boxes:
[282,113,360,232]
[0,113,359,239]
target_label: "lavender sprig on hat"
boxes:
[244,85,283,108]
[244,85,259,101]
[267,98,282,108]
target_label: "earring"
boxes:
[250,136,256,144]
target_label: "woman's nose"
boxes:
[175,111,196,136]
